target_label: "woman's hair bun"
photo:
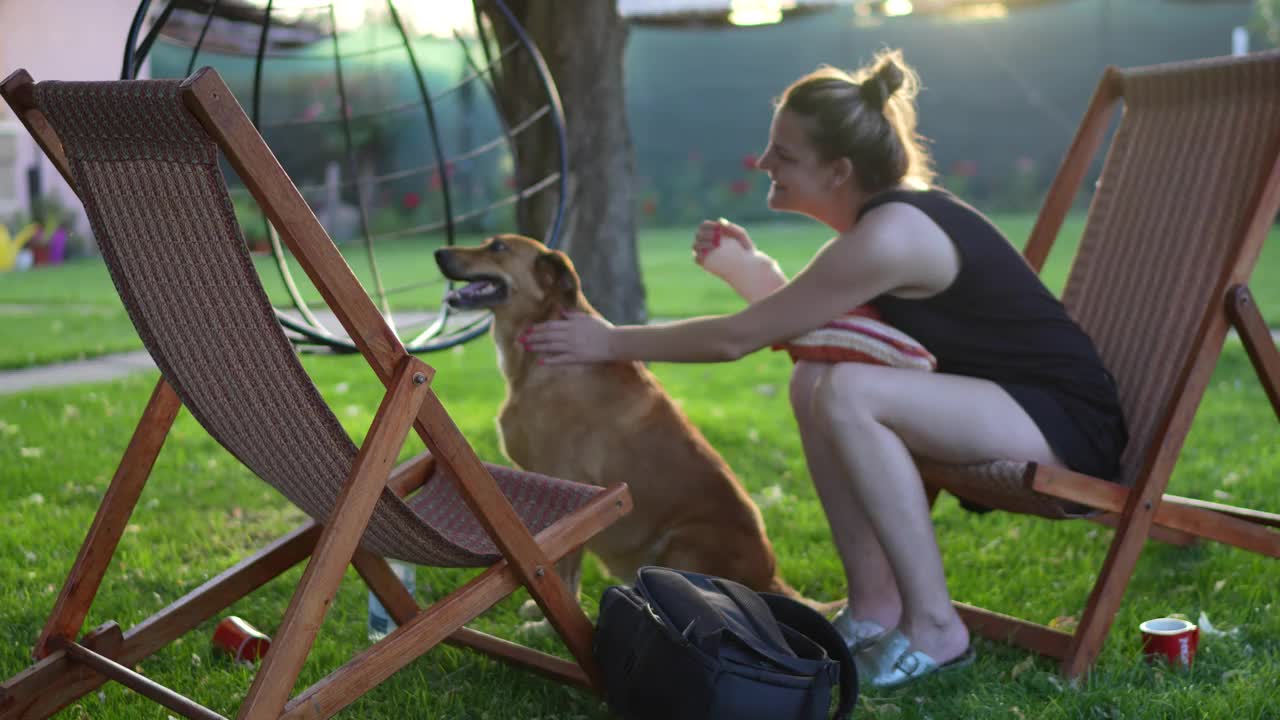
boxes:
[858,54,906,111]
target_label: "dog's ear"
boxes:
[534,250,579,306]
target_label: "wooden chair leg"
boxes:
[1227,284,1280,422]
[1160,494,1280,529]
[285,564,527,720]
[953,602,1072,659]
[283,484,630,719]
[35,378,182,659]
[2,524,319,720]
[1,623,122,720]
[1088,512,1199,546]
[14,450,463,719]
[409,391,602,688]
[1034,465,1280,557]
[385,450,435,498]
[1061,481,1167,678]
[354,547,594,688]
[441,483,631,689]
[516,565,599,688]
[51,637,227,720]
[237,358,431,720]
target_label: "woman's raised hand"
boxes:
[693,218,786,303]
[692,217,754,265]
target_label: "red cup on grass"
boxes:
[212,616,271,663]
[1140,617,1199,667]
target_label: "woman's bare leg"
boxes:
[808,363,1060,663]
[790,361,901,629]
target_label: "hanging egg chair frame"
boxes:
[121,0,568,353]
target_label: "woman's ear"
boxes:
[829,156,855,190]
[534,250,580,306]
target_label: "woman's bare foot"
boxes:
[898,609,970,665]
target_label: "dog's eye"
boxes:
[489,239,507,253]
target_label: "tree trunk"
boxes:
[479,0,646,324]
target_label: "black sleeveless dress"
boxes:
[862,188,1128,492]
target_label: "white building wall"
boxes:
[0,0,146,245]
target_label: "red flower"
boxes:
[402,191,420,210]
[429,171,442,191]
[299,101,323,122]
[729,179,751,196]
[742,154,759,171]
[951,159,978,178]
[642,198,657,216]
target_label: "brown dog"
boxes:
[435,234,826,608]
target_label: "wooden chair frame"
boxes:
[927,59,1280,679]
[0,68,632,720]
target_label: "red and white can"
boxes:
[212,616,271,663]
[1139,617,1199,667]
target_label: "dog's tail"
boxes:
[767,576,846,617]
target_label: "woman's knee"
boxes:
[811,363,885,428]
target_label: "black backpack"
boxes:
[594,567,856,720]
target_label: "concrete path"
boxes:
[0,307,487,395]
[0,350,155,395]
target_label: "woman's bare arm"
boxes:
[527,203,958,364]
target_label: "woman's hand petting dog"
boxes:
[525,310,616,365]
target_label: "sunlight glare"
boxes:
[395,0,479,38]
[240,0,366,31]
[239,0,477,38]
[332,0,367,32]
[729,0,784,26]
[883,0,913,16]
[945,2,1009,21]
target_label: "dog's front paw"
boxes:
[516,617,556,638]
[518,598,544,620]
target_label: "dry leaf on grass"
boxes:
[1010,655,1036,680]
[1049,614,1079,632]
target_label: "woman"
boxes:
[524,50,1127,688]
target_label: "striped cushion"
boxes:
[776,306,937,371]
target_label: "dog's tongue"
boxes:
[445,280,497,306]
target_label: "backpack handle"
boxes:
[759,593,858,720]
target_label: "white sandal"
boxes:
[857,629,977,689]
[830,606,889,653]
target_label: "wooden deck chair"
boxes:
[0,67,632,720]
[914,50,1280,679]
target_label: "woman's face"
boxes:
[757,108,845,217]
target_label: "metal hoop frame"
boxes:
[123,0,568,352]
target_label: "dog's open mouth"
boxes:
[444,275,509,309]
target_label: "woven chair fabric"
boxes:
[1062,51,1280,489]
[33,79,600,567]
[917,459,1084,520]
[921,52,1280,513]
[406,463,602,563]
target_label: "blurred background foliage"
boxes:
[145,0,1257,238]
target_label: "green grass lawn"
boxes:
[1,220,1279,718]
